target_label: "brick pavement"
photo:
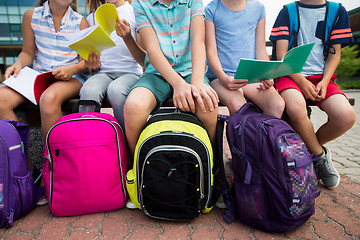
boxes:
[1,91,359,240]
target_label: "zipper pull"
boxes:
[260,122,268,135]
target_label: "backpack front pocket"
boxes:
[140,146,203,220]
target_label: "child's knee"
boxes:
[285,102,308,120]
[268,99,285,118]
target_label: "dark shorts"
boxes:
[129,73,211,111]
[275,73,346,108]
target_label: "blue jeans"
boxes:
[79,72,139,129]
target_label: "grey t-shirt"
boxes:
[297,5,326,76]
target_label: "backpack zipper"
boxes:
[139,145,204,220]
[45,117,127,206]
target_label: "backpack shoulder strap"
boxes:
[284,2,300,50]
[323,1,341,60]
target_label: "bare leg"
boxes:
[0,84,27,121]
[39,78,82,140]
[124,87,158,153]
[195,101,218,143]
[243,83,285,118]
[317,94,356,145]
[281,89,323,155]
[210,79,247,115]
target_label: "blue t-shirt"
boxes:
[270,1,353,76]
[205,0,265,80]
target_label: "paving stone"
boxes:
[189,225,222,240]
[100,211,133,240]
[310,207,329,222]
[312,221,349,240]
[159,222,191,240]
[321,205,360,237]
[252,229,286,240]
[284,222,317,240]
[3,232,35,240]
[37,216,77,240]
[67,229,99,240]
[129,210,161,228]
[217,219,252,240]
[9,206,51,233]
[71,212,105,230]
[127,226,161,240]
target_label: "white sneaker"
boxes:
[37,194,48,206]
[126,199,137,209]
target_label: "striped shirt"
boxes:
[132,0,205,76]
[31,1,83,73]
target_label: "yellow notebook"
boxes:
[67,4,119,60]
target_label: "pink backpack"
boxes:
[43,112,128,216]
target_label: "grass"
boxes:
[336,80,360,90]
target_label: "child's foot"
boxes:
[37,194,48,206]
[126,199,137,209]
[313,147,340,189]
[215,195,227,209]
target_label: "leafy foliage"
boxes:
[335,45,360,81]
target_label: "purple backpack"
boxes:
[216,103,320,232]
[0,120,40,228]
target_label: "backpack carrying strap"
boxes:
[285,2,299,50]
[287,154,317,168]
[293,190,321,204]
[323,1,341,60]
[216,115,236,223]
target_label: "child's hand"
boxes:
[115,18,131,40]
[4,62,22,79]
[314,80,328,101]
[52,66,75,81]
[257,79,274,90]
[191,82,219,113]
[85,52,101,70]
[298,80,318,101]
[172,81,195,112]
[220,75,247,90]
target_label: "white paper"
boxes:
[2,67,40,105]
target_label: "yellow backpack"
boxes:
[126,110,220,220]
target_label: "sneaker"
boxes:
[126,199,137,209]
[313,147,340,189]
[37,194,48,206]
[215,195,227,209]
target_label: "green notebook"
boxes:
[234,43,315,83]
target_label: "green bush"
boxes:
[337,80,360,90]
[335,45,360,81]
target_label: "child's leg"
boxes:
[39,78,82,139]
[107,73,139,130]
[281,89,323,155]
[210,79,247,115]
[0,84,27,121]
[317,94,356,145]
[195,101,218,142]
[124,87,157,153]
[243,84,285,118]
[79,73,113,104]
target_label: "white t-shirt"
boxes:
[86,2,143,75]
